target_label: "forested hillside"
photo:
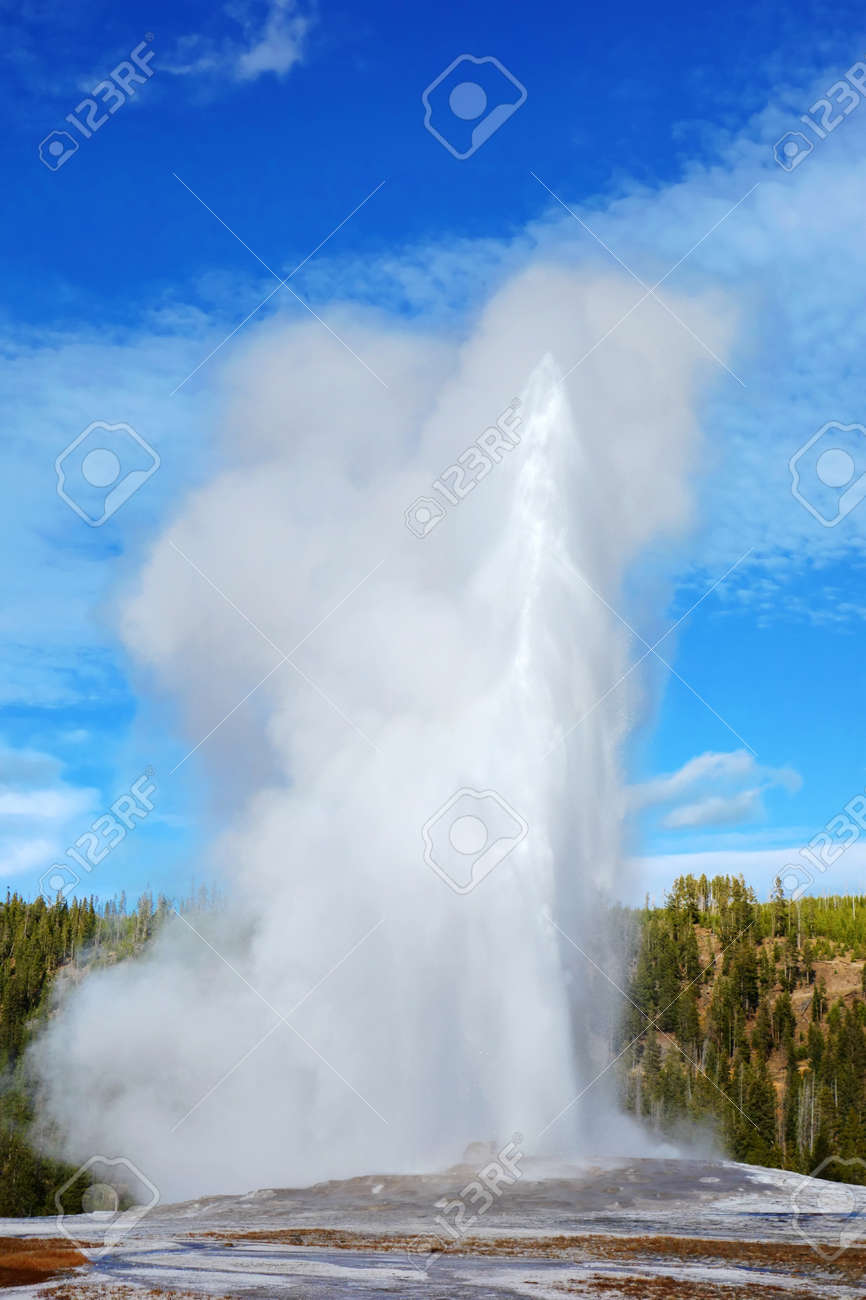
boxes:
[620,874,866,1179]
[0,891,171,1215]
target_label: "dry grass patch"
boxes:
[0,1235,90,1287]
[194,1226,866,1283]
[571,1275,800,1298]
[41,1289,211,1299]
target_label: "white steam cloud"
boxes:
[31,265,729,1200]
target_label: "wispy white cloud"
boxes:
[0,739,98,881]
[166,0,311,85]
[662,788,764,829]
[0,838,57,879]
[631,750,757,807]
[0,788,93,820]
[630,749,801,831]
[0,742,61,787]
[0,318,212,709]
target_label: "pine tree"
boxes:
[619,875,866,1179]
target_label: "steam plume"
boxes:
[31,265,728,1198]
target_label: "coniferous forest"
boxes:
[0,890,173,1215]
[618,874,866,1180]
[3,877,866,1217]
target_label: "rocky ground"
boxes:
[3,1155,866,1297]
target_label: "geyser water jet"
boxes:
[31,266,727,1198]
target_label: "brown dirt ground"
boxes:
[40,1289,210,1299]
[193,1227,866,1284]
[0,1235,89,1287]
[566,1275,797,1298]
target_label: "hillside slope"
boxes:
[620,875,866,1178]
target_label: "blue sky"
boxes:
[3,0,866,905]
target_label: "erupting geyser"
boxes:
[31,266,727,1198]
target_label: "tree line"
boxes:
[0,888,210,1215]
[619,874,866,1178]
